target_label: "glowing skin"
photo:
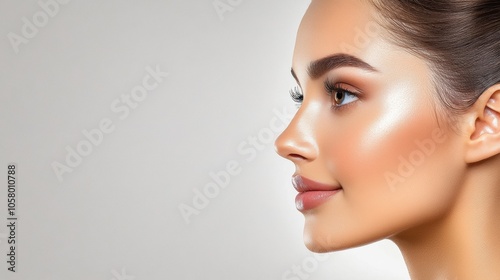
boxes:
[275,0,500,279]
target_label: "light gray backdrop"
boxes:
[0,0,410,279]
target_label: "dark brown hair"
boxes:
[369,0,500,113]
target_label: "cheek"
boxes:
[324,85,435,192]
[315,85,463,241]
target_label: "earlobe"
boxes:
[465,84,500,163]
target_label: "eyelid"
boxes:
[324,79,362,95]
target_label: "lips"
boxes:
[292,175,342,211]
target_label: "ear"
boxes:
[465,84,500,163]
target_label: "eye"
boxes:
[325,81,360,108]
[289,86,303,105]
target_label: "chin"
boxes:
[303,224,353,253]
[302,216,393,253]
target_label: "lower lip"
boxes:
[295,190,341,211]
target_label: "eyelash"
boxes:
[288,81,360,111]
[289,86,303,104]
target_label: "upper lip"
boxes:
[292,175,342,193]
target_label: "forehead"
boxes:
[292,0,383,76]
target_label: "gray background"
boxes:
[0,0,410,279]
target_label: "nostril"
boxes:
[289,153,308,161]
[275,133,317,162]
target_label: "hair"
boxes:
[368,0,500,114]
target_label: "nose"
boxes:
[274,106,318,163]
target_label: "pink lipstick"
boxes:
[292,175,342,211]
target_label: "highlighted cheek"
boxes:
[333,85,436,192]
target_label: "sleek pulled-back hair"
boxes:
[369,0,500,113]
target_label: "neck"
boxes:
[391,163,500,280]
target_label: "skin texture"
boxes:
[274,0,500,279]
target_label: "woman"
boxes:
[275,0,500,278]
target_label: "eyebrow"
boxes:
[291,53,379,83]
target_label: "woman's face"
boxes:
[275,0,467,252]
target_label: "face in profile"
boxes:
[275,0,467,252]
